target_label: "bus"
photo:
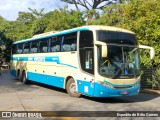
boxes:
[10,25,155,97]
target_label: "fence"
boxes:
[141,66,153,89]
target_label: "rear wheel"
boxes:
[17,70,22,81]
[66,78,81,97]
[22,71,28,84]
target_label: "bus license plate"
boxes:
[120,91,128,95]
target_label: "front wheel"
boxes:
[66,78,81,97]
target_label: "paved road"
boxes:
[0,70,159,120]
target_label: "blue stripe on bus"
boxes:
[11,56,77,69]
[27,72,65,88]
[10,69,140,97]
[14,27,89,44]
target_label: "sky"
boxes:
[0,0,68,21]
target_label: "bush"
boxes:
[152,67,160,89]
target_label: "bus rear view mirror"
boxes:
[150,48,155,60]
[139,45,155,59]
[95,41,108,58]
[101,45,108,58]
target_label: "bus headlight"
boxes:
[133,81,140,87]
[98,81,113,88]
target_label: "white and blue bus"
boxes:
[10,25,155,97]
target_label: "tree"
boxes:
[16,12,36,24]
[41,7,83,32]
[28,8,44,18]
[60,0,123,10]
[32,18,48,35]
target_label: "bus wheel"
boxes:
[17,70,22,81]
[66,78,81,97]
[22,71,28,84]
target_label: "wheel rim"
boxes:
[69,83,77,94]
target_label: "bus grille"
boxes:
[113,86,133,89]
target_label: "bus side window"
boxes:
[16,43,23,54]
[31,41,39,53]
[39,39,48,53]
[62,32,77,52]
[50,36,61,52]
[23,42,30,54]
[79,30,94,74]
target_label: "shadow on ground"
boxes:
[1,70,159,104]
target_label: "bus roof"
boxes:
[13,25,135,44]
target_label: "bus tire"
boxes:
[66,78,81,97]
[17,70,22,82]
[17,70,22,81]
[22,71,28,84]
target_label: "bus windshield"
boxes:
[97,31,140,79]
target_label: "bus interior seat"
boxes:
[43,47,48,52]
[24,49,29,53]
[32,48,38,53]
[17,49,22,54]
[51,47,56,52]
[56,45,60,51]
[51,45,60,52]
[71,44,76,51]
[63,44,71,51]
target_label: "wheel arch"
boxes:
[64,76,75,89]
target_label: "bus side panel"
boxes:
[77,79,94,96]
[10,57,24,77]
[27,72,65,88]
[26,54,65,88]
[60,52,95,96]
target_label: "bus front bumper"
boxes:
[93,82,140,97]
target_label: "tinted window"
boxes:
[16,43,23,54]
[50,36,61,52]
[79,30,94,74]
[97,30,137,45]
[39,39,48,53]
[62,32,77,51]
[31,41,39,53]
[23,42,30,54]
[79,31,93,48]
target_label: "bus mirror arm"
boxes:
[139,45,155,59]
[95,41,108,58]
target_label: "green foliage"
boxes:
[17,12,36,24]
[152,68,160,89]
[28,8,44,18]
[82,9,100,25]
[147,67,160,89]
[44,8,83,31]
[32,18,48,35]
